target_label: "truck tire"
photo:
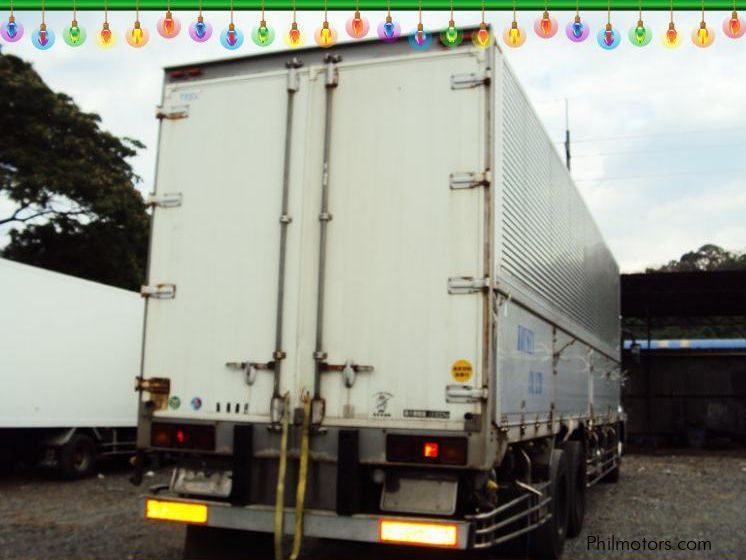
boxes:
[59,433,96,479]
[529,449,569,560]
[560,441,586,538]
[183,526,273,560]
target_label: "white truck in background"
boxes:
[136,28,623,560]
[0,258,143,477]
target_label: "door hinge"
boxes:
[286,58,303,92]
[321,360,374,388]
[449,171,491,190]
[140,283,176,299]
[448,276,490,295]
[146,192,183,208]
[156,105,189,120]
[451,69,492,90]
[446,385,488,403]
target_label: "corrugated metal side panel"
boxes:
[498,61,620,356]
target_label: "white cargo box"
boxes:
[0,258,143,428]
[142,40,620,439]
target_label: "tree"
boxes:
[0,53,148,291]
[646,244,746,273]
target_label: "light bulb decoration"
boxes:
[314,0,337,47]
[314,20,337,47]
[32,0,54,49]
[97,21,115,47]
[473,22,492,48]
[157,1,181,39]
[219,22,244,49]
[189,0,212,42]
[596,0,620,49]
[251,0,275,46]
[346,0,369,39]
[189,15,212,41]
[662,21,680,47]
[503,1,526,49]
[409,0,430,49]
[220,0,243,49]
[628,2,652,47]
[62,0,86,47]
[629,19,652,46]
[692,0,715,47]
[63,19,86,45]
[472,1,492,48]
[662,0,680,48]
[126,19,149,46]
[723,9,744,38]
[96,0,115,48]
[440,0,462,47]
[285,0,303,49]
[32,22,54,49]
[565,0,589,42]
[377,0,400,42]
[534,1,558,39]
[1,0,24,42]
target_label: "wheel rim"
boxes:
[72,447,90,472]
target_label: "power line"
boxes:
[574,168,746,184]
[554,125,746,145]
[573,141,746,159]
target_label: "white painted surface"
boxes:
[0,258,142,428]
[143,45,620,432]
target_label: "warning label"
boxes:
[451,359,473,383]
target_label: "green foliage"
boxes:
[0,53,148,291]
[646,244,746,273]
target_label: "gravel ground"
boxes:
[0,452,744,560]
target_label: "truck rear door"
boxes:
[304,50,492,430]
[143,68,309,422]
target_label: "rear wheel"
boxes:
[184,526,273,560]
[529,449,569,560]
[560,441,586,538]
[59,433,96,479]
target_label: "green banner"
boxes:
[6,0,740,9]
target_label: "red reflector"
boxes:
[423,442,439,458]
[176,430,186,444]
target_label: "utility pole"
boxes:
[564,98,571,172]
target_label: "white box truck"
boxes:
[0,258,143,477]
[136,28,623,560]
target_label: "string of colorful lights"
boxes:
[1,0,743,50]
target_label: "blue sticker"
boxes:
[191,397,202,411]
[518,325,535,354]
[528,371,543,394]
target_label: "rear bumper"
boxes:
[143,494,475,550]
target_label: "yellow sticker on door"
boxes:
[451,359,473,383]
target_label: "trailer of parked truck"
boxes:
[135,29,624,560]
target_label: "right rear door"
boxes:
[301,49,492,430]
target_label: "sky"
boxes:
[2,9,745,272]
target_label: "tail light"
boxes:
[151,423,215,451]
[386,435,467,466]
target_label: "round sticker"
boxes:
[191,397,202,411]
[451,359,473,383]
[168,396,181,410]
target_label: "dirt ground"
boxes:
[0,451,744,560]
